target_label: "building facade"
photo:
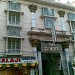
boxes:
[0,0,75,75]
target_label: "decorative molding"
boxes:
[29,38,40,47]
[58,10,65,17]
[28,4,37,12]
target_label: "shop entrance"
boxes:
[0,69,23,75]
[42,53,63,75]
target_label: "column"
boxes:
[33,47,37,60]
[65,48,70,75]
[28,4,37,28]
[30,69,35,75]
[31,12,36,27]
[61,41,70,75]
[58,10,66,31]
[38,52,43,75]
[29,38,40,75]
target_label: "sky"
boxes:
[55,0,75,3]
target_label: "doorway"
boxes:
[42,53,62,75]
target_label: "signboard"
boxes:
[0,57,36,64]
[51,27,57,42]
[41,42,62,53]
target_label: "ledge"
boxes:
[27,31,51,36]
[3,36,24,39]
[27,30,71,38]
[4,9,24,15]
[40,15,57,20]
[6,24,22,28]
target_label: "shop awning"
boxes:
[0,62,38,69]
[0,57,38,69]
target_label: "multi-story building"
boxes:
[0,0,75,75]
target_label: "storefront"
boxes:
[0,57,38,75]
[37,41,64,75]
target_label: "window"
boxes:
[8,38,21,54]
[8,1,20,11]
[8,27,20,36]
[71,22,75,32]
[9,11,20,25]
[42,7,54,29]
[44,17,54,29]
[42,8,54,16]
[68,13,75,21]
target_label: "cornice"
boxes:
[22,0,75,12]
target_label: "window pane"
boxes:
[42,8,48,15]
[72,24,75,32]
[8,27,20,36]
[15,3,20,10]
[68,13,75,20]
[9,15,12,24]
[12,15,15,24]
[45,17,54,28]
[48,8,54,16]
[8,39,21,54]
[16,40,21,49]
[8,40,11,49]
[9,12,20,25]
[16,13,20,25]
[8,1,12,9]
[8,1,20,10]
[42,8,54,16]
[12,40,15,49]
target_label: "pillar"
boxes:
[38,52,43,75]
[30,69,35,75]
[29,38,40,75]
[28,4,37,28]
[58,10,66,31]
[65,48,70,75]
[61,41,70,75]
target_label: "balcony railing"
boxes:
[6,49,21,55]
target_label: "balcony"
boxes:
[27,27,71,38]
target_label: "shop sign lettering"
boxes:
[0,57,36,64]
[42,42,59,52]
[0,58,21,63]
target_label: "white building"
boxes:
[0,0,75,75]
